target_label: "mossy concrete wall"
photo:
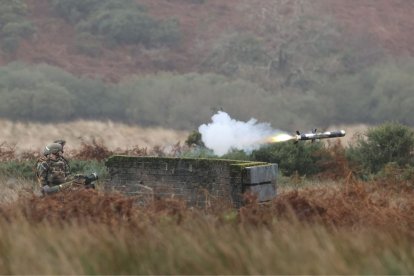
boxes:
[105,156,277,207]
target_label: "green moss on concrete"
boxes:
[105,156,273,180]
[105,155,262,168]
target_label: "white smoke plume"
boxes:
[198,111,285,156]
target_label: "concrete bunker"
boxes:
[105,156,277,207]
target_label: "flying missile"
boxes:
[294,129,346,142]
[268,129,346,143]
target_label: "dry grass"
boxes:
[0,119,189,154]
[0,176,33,204]
[0,215,411,274]
[0,177,411,274]
[326,123,370,146]
[0,119,370,155]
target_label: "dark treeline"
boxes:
[0,59,413,130]
[51,0,181,55]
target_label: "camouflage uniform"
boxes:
[36,143,74,195]
[36,155,71,188]
[36,142,97,195]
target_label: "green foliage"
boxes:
[202,5,385,93]
[0,62,122,122]
[203,33,268,75]
[78,9,180,47]
[0,160,35,179]
[185,130,205,147]
[119,73,271,129]
[148,19,181,47]
[0,64,276,126]
[347,122,414,175]
[373,162,414,189]
[317,60,414,126]
[179,146,216,158]
[74,32,103,57]
[77,9,153,45]
[0,0,35,53]
[0,160,106,180]
[1,58,414,132]
[51,0,180,48]
[50,0,120,23]
[221,149,251,161]
[69,160,107,179]
[251,141,325,176]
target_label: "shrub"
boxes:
[119,73,272,129]
[0,36,20,53]
[68,160,107,179]
[1,59,414,133]
[0,1,35,53]
[0,160,107,180]
[316,60,414,126]
[52,0,180,48]
[185,130,204,147]
[221,149,251,161]
[1,21,34,38]
[179,146,216,158]
[74,32,103,57]
[0,161,36,179]
[203,33,268,75]
[347,122,414,175]
[50,0,109,23]
[251,141,326,176]
[78,9,153,45]
[149,19,181,47]
[72,139,112,161]
[0,63,122,122]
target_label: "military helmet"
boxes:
[43,143,63,156]
[54,139,66,147]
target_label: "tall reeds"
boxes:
[0,179,411,274]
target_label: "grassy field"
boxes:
[0,119,189,154]
[0,121,412,274]
[0,119,369,154]
[0,175,412,274]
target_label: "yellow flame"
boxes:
[267,133,294,143]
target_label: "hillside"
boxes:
[4,0,414,82]
[0,0,413,131]
[325,0,414,56]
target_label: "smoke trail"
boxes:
[198,111,285,156]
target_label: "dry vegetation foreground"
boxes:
[0,176,412,274]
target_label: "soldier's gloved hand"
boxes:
[41,185,51,195]
[41,184,63,195]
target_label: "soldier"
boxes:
[53,139,70,172]
[36,142,71,195]
[36,142,98,195]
